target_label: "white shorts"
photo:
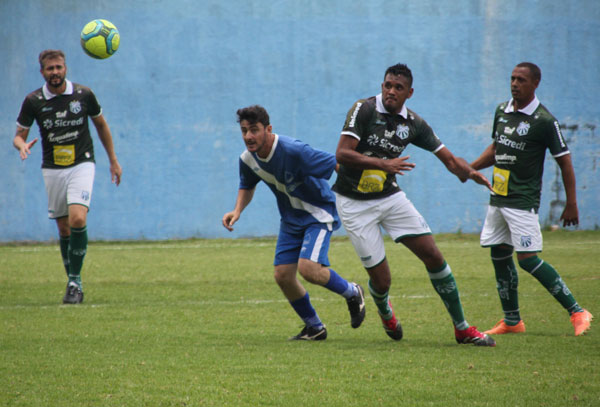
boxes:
[335,191,431,268]
[480,205,542,252]
[42,162,95,219]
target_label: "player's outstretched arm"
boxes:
[222,187,255,231]
[470,143,496,171]
[92,114,122,186]
[435,147,492,190]
[336,134,415,174]
[13,126,37,161]
[556,154,579,227]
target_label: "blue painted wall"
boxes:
[1,0,599,242]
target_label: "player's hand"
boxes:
[468,170,492,191]
[19,138,38,160]
[222,211,240,231]
[110,161,122,186]
[383,155,415,175]
[560,202,579,227]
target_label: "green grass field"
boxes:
[1,231,598,406]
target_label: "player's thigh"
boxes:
[274,228,303,266]
[380,191,431,241]
[502,207,542,252]
[335,193,386,268]
[42,168,69,219]
[67,162,95,209]
[297,224,332,266]
[480,205,512,247]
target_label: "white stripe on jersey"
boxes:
[240,151,334,228]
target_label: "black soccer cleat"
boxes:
[346,283,366,328]
[62,282,84,304]
[289,325,327,341]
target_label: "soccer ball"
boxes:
[80,19,120,59]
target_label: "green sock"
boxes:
[68,226,88,288]
[491,246,521,325]
[428,262,468,330]
[59,235,70,276]
[368,279,393,319]
[518,256,582,315]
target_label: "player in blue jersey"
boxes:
[222,105,366,340]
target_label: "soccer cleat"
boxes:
[570,309,593,336]
[379,311,403,341]
[483,319,526,335]
[62,282,84,304]
[455,326,496,347]
[289,325,327,341]
[346,283,366,328]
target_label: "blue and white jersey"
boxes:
[239,134,340,233]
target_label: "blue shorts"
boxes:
[274,224,332,266]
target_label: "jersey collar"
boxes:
[504,96,540,116]
[376,94,408,118]
[42,79,73,100]
[256,133,279,162]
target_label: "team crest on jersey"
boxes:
[516,121,530,136]
[396,124,410,140]
[69,100,82,114]
[520,235,532,248]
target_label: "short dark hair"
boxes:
[39,49,65,69]
[236,105,270,127]
[384,63,413,87]
[516,62,541,82]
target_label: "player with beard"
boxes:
[13,49,122,304]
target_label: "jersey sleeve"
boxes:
[86,89,102,118]
[546,119,569,157]
[238,156,261,190]
[16,97,35,128]
[341,99,369,141]
[410,114,442,152]
[298,144,337,180]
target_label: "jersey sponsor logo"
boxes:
[554,121,567,148]
[498,117,508,123]
[54,116,85,128]
[383,130,395,139]
[42,106,53,112]
[516,121,530,136]
[43,119,53,129]
[48,130,79,143]
[504,126,515,135]
[497,134,526,151]
[348,102,362,128]
[396,124,409,140]
[56,110,67,118]
[69,100,82,114]
[520,235,532,248]
[366,134,406,154]
[375,119,386,125]
[495,153,517,164]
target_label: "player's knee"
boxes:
[491,245,514,259]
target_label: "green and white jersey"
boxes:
[333,94,443,200]
[490,97,569,211]
[16,80,101,169]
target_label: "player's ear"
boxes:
[407,88,414,99]
[266,124,273,134]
